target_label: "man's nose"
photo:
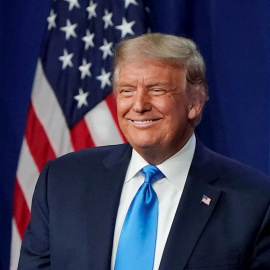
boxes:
[132,88,151,113]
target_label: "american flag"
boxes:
[201,195,211,206]
[10,0,150,268]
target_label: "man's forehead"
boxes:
[117,59,186,82]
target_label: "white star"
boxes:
[102,9,113,29]
[47,10,57,30]
[74,88,89,109]
[96,68,111,89]
[65,0,80,11]
[60,19,77,40]
[99,39,113,60]
[79,59,92,79]
[82,30,95,50]
[87,0,97,20]
[58,49,74,69]
[124,0,138,8]
[115,18,135,38]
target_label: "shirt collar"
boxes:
[125,133,196,191]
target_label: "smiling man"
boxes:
[19,34,270,270]
[116,58,196,164]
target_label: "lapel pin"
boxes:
[201,194,211,206]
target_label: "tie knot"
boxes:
[141,165,164,185]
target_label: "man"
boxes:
[19,33,270,269]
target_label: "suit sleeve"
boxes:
[250,203,270,269]
[18,161,51,270]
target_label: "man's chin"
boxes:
[131,141,162,153]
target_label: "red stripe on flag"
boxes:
[25,102,57,172]
[70,118,95,150]
[13,178,31,240]
[105,93,127,142]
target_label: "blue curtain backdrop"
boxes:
[0,0,51,269]
[1,0,270,269]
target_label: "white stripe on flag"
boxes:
[16,138,39,209]
[10,220,22,270]
[84,100,124,146]
[31,60,74,156]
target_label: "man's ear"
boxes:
[188,98,204,120]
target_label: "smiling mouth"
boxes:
[132,120,154,124]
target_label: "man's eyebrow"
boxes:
[117,82,137,87]
[117,81,171,88]
[146,81,170,87]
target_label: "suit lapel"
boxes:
[86,144,132,269]
[159,140,222,270]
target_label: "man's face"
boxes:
[115,58,198,163]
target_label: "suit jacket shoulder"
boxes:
[18,143,132,270]
[192,139,270,190]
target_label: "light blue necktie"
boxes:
[115,165,164,270]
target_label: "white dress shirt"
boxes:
[111,134,196,270]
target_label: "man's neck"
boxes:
[133,133,194,165]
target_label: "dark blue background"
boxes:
[0,0,50,268]
[1,1,270,269]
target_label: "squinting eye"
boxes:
[119,89,135,96]
[151,89,166,95]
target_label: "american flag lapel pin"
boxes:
[201,194,211,206]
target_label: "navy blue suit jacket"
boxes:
[18,141,270,269]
